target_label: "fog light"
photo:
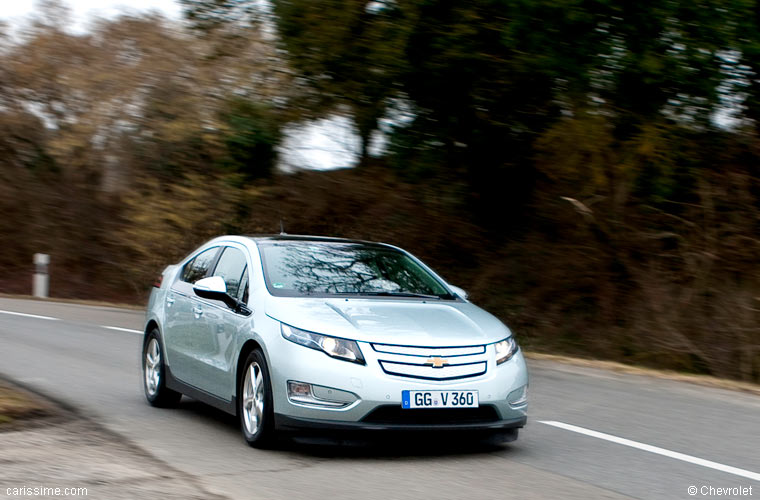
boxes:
[287,381,358,408]
[507,385,528,407]
[288,381,311,397]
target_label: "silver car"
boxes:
[142,235,528,447]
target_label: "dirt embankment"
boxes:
[3,165,759,383]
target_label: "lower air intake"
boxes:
[361,405,500,426]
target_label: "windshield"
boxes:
[258,241,454,298]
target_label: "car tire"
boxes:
[238,349,275,448]
[142,329,182,408]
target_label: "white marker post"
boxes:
[33,253,50,298]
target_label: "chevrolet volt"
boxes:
[142,235,528,447]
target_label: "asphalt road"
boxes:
[0,296,758,500]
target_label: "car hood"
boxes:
[265,297,511,346]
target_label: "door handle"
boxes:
[166,296,175,307]
[192,306,204,318]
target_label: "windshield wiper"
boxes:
[354,291,444,300]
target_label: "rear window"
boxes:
[181,247,219,284]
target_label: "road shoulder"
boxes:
[525,352,760,397]
[0,378,226,500]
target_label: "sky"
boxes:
[1,0,182,27]
[0,0,378,171]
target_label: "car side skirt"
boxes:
[164,365,237,415]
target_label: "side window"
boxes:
[212,247,248,299]
[181,247,219,284]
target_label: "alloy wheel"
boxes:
[144,338,161,397]
[242,362,265,435]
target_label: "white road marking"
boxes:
[539,420,760,482]
[103,326,143,335]
[0,309,59,321]
[0,308,143,334]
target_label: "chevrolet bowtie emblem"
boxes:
[425,356,449,368]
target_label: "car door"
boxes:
[188,245,252,399]
[164,246,221,388]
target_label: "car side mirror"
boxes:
[449,285,468,300]
[193,276,228,299]
[193,276,251,316]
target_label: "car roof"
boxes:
[241,234,395,248]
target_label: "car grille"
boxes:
[362,405,500,425]
[371,342,488,381]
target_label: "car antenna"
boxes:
[279,219,286,235]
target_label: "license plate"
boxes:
[401,390,479,409]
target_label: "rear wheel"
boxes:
[142,329,181,407]
[238,349,274,447]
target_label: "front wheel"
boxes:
[238,349,274,447]
[142,329,181,407]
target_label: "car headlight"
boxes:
[281,323,365,365]
[494,337,518,365]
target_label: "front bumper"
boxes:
[268,328,529,432]
[275,413,527,432]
